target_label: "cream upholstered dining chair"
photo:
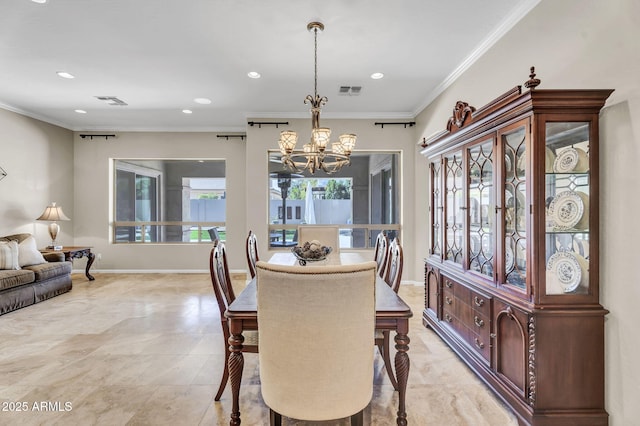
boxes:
[245,230,259,279]
[209,240,258,401]
[297,225,340,254]
[255,260,377,425]
[373,231,389,279]
[375,237,404,390]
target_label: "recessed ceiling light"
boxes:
[57,71,75,79]
[247,71,261,79]
[182,109,193,114]
[32,0,47,3]
[194,98,212,105]
[371,72,384,80]
[74,109,87,114]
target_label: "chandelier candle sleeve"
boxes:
[277,21,356,175]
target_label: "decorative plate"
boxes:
[470,235,481,255]
[291,244,332,266]
[545,147,556,173]
[505,245,515,274]
[553,147,589,173]
[504,153,512,174]
[547,191,586,231]
[546,251,583,293]
[516,153,526,176]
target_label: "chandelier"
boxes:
[278,22,356,174]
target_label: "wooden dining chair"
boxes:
[375,237,404,390]
[245,230,259,279]
[209,240,258,401]
[297,225,340,253]
[373,231,389,279]
[256,260,377,425]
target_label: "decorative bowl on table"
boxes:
[291,240,332,266]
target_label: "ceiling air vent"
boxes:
[338,86,362,96]
[95,96,128,106]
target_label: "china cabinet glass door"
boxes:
[467,139,494,276]
[544,121,591,295]
[430,159,443,258]
[445,151,464,264]
[501,121,529,289]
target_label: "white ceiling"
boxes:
[0,0,538,132]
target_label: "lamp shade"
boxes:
[279,130,298,154]
[37,202,70,221]
[331,142,345,155]
[312,127,331,149]
[339,134,357,154]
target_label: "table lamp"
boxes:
[37,202,70,249]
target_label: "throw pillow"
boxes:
[0,240,20,270]
[18,235,47,267]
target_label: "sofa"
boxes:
[0,233,72,316]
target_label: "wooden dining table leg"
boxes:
[394,324,410,426]
[228,330,245,426]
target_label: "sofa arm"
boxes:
[42,252,65,262]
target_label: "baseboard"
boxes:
[74,270,422,286]
[72,268,248,276]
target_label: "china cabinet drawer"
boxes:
[440,275,492,362]
[470,290,490,318]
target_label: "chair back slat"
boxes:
[246,230,259,279]
[209,240,235,318]
[373,232,389,278]
[384,238,404,293]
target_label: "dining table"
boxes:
[224,251,413,425]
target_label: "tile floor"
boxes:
[0,273,518,425]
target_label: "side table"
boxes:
[40,246,95,281]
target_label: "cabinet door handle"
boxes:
[474,338,485,349]
[444,314,452,323]
[445,280,452,288]
[474,296,485,307]
[445,296,453,305]
[474,316,484,327]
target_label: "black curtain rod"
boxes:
[79,134,116,140]
[374,122,416,129]
[216,135,246,140]
[247,121,289,128]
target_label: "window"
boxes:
[113,159,226,243]
[268,151,401,249]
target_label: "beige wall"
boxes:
[413,0,639,424]
[0,108,74,246]
[68,120,415,275]
[72,132,247,272]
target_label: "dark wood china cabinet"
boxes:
[421,68,613,425]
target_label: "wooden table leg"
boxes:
[85,252,95,281]
[228,331,245,426]
[394,329,410,426]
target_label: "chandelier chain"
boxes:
[313,26,318,98]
